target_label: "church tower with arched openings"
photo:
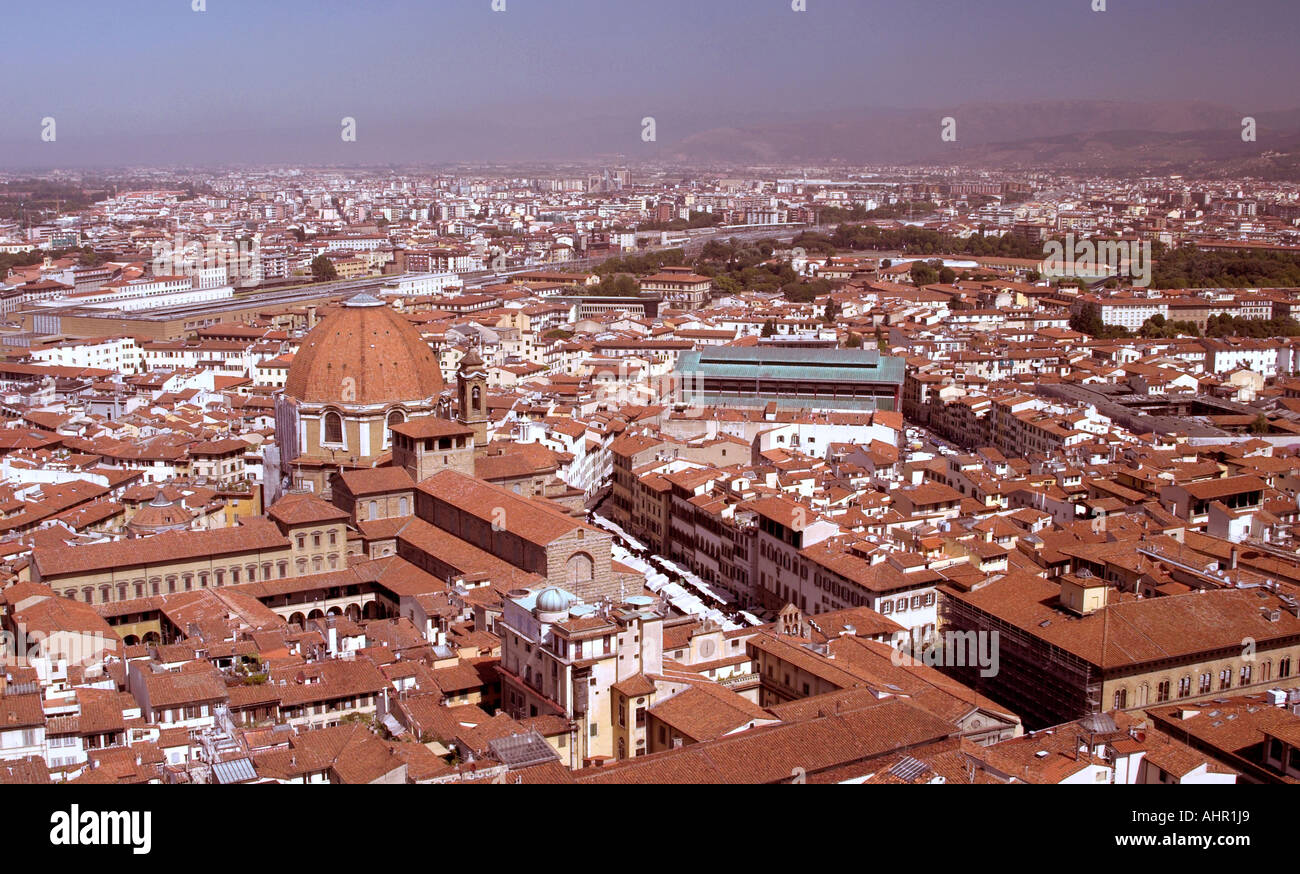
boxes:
[456,345,489,447]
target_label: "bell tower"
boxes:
[456,346,489,447]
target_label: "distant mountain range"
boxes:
[661,100,1300,177]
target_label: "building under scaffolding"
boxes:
[940,594,1102,730]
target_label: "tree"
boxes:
[938,266,957,285]
[1070,302,1102,335]
[909,261,939,286]
[781,278,832,303]
[1070,301,1131,339]
[844,332,863,348]
[594,273,639,296]
[311,255,338,282]
[1138,314,1168,338]
[823,299,840,323]
[761,319,776,338]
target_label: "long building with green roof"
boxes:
[675,346,906,412]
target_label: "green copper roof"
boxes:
[676,347,906,386]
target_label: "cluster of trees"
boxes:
[787,225,1090,266]
[0,246,102,275]
[0,179,112,222]
[1069,302,1133,339]
[1073,307,1300,342]
[817,201,939,223]
[310,254,338,281]
[1138,314,1201,338]
[696,238,778,265]
[694,238,794,296]
[1205,313,1300,338]
[1152,247,1300,289]
[592,248,685,278]
[822,224,1061,259]
[781,277,834,302]
[906,259,957,286]
[590,273,639,296]
[788,231,836,255]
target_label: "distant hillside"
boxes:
[662,100,1300,177]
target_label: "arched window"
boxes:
[566,552,594,585]
[398,497,409,516]
[323,411,343,445]
[1113,688,1127,710]
[471,385,482,413]
[386,410,405,447]
[368,501,378,521]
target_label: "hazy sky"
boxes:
[2,0,1297,167]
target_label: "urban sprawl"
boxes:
[0,165,1299,785]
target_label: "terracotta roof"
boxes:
[284,302,444,405]
[267,492,350,526]
[576,698,953,784]
[33,517,288,578]
[335,466,415,496]
[416,469,600,546]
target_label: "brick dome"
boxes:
[284,294,444,406]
